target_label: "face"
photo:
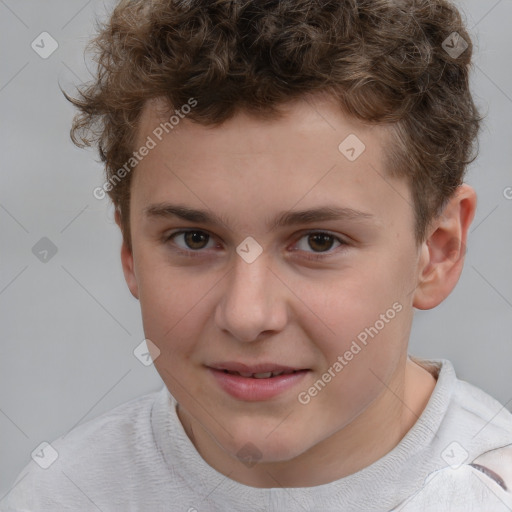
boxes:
[121,94,424,464]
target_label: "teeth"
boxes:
[223,369,300,378]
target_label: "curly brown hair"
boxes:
[64,0,482,252]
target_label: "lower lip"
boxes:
[208,368,309,401]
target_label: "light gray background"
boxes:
[1,0,511,498]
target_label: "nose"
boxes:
[214,249,287,343]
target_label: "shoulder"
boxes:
[454,374,512,459]
[49,386,162,460]
[419,358,512,453]
[452,375,512,432]
[449,371,512,452]
[397,461,512,511]
[442,361,512,485]
[407,359,512,509]
[0,387,166,511]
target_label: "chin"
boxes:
[223,422,313,464]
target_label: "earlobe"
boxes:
[114,209,139,300]
[413,184,477,310]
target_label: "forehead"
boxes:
[136,94,391,155]
[131,94,412,233]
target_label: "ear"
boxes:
[413,184,477,310]
[114,208,139,300]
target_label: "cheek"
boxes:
[295,257,412,405]
[304,260,409,349]
[135,257,209,359]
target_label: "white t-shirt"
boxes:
[2,358,512,511]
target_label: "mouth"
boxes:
[208,362,310,378]
[207,363,311,401]
[219,369,305,379]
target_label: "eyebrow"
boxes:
[143,203,375,231]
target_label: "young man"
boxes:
[3,0,512,510]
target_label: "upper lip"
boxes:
[208,362,308,374]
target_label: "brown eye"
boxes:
[183,231,210,250]
[307,233,336,252]
[165,230,215,253]
[292,231,347,261]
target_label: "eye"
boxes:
[291,231,347,260]
[164,229,217,257]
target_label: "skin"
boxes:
[115,92,476,488]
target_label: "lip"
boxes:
[208,362,306,374]
[207,362,310,401]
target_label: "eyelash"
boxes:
[163,229,348,261]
